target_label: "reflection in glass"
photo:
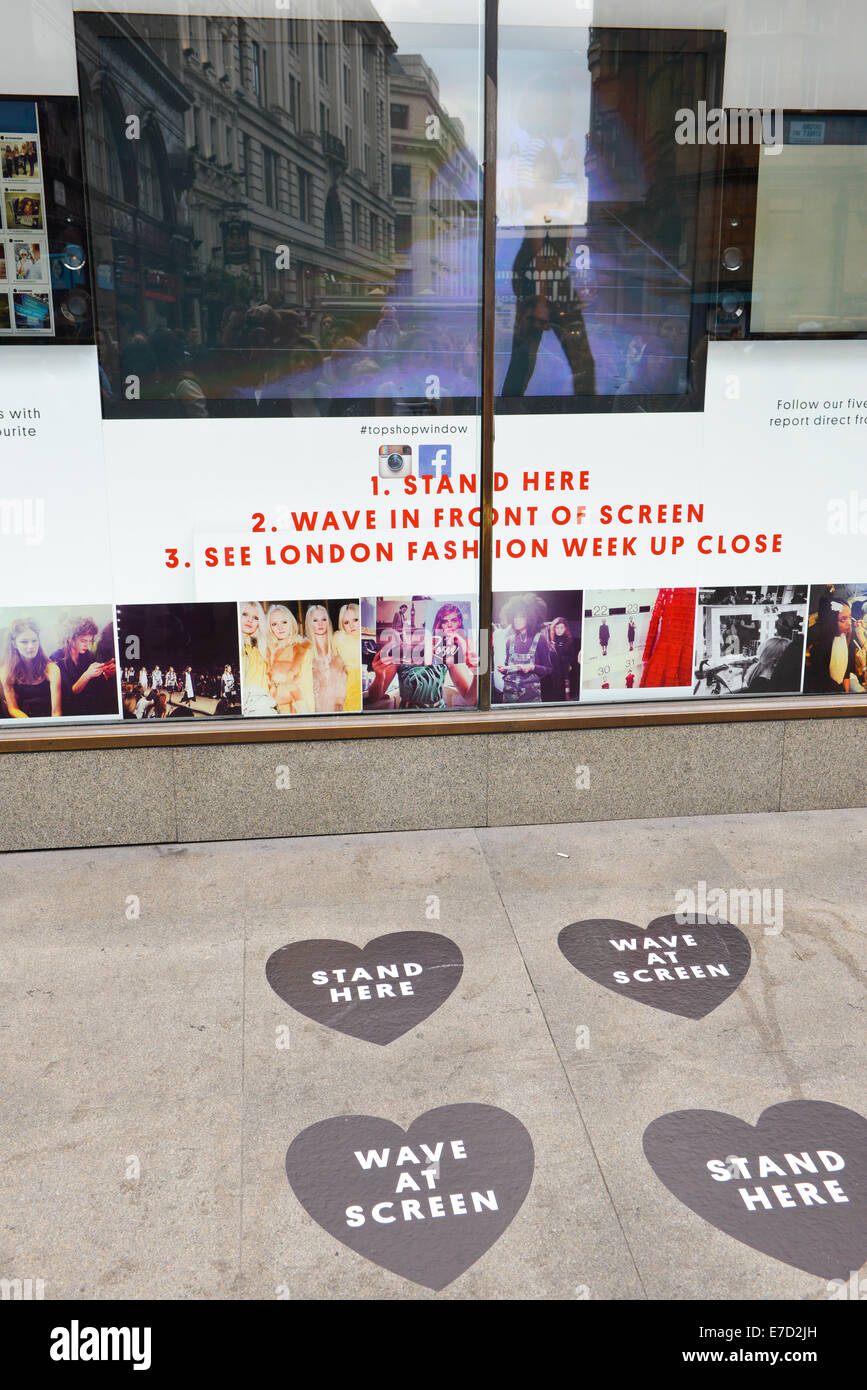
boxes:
[73,10,482,418]
[496,27,724,413]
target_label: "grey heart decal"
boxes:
[286,1103,534,1290]
[643,1100,867,1280]
[265,932,463,1044]
[558,913,751,1018]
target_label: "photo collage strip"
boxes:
[0,100,52,335]
[1,586,861,723]
[491,584,819,706]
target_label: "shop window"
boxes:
[324,187,342,248]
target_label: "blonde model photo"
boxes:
[304,604,347,714]
[267,604,313,715]
[333,602,362,712]
[239,601,277,716]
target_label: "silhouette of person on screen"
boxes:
[500,74,596,400]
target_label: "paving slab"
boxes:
[0,1100,241,1300]
[0,842,245,1123]
[562,1048,866,1301]
[237,830,645,1299]
[0,841,246,1299]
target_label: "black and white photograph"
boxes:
[116,602,241,720]
[693,586,808,696]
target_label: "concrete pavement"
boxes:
[1,808,864,1299]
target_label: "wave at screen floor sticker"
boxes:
[557,913,751,1019]
[265,932,463,1044]
[642,1101,867,1280]
[285,1104,535,1290]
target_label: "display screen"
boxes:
[495,27,724,413]
[0,96,92,342]
[74,12,482,418]
[751,132,867,335]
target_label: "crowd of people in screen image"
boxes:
[100,303,481,418]
[121,661,237,719]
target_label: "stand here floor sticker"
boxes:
[266,932,464,1044]
[643,1100,867,1280]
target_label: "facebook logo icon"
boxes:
[418,445,452,478]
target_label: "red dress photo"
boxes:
[639,588,697,688]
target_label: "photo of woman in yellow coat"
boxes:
[239,601,278,716]
[332,602,362,712]
[266,604,314,715]
[304,604,348,714]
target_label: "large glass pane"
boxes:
[65,2,484,725]
[74,8,482,419]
